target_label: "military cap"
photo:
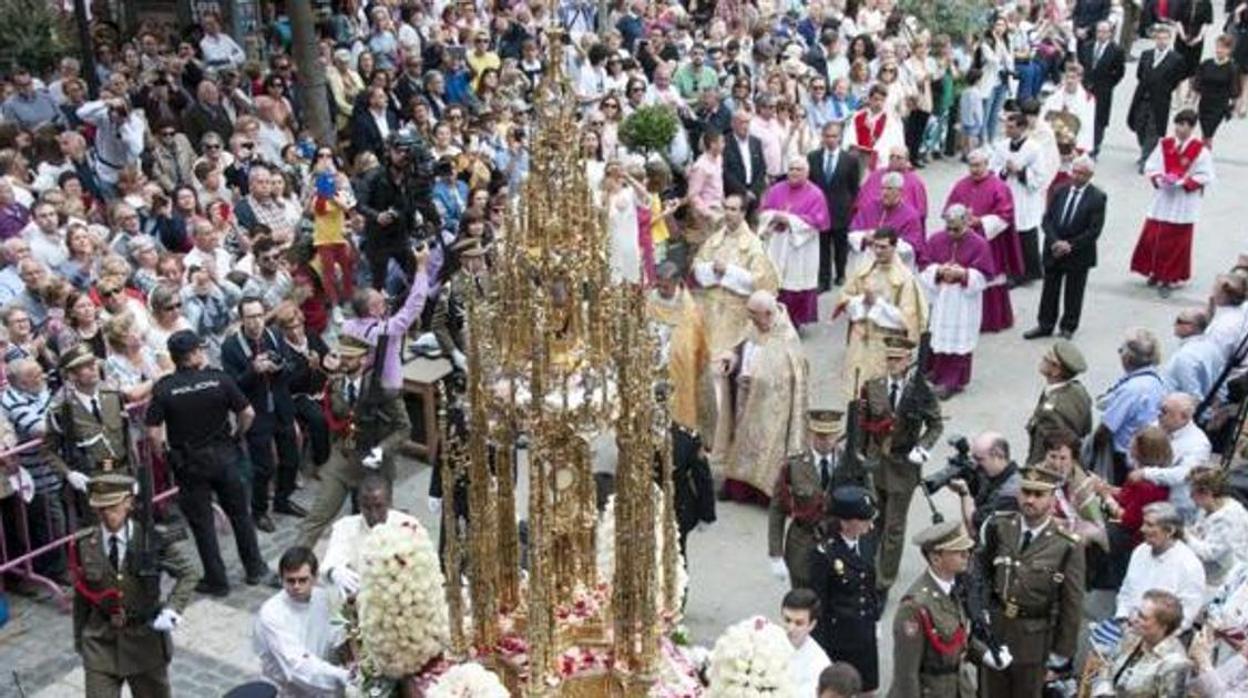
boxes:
[336,333,372,360]
[808,409,844,437]
[1020,464,1064,492]
[450,237,487,258]
[88,472,137,509]
[913,520,975,553]
[830,485,876,520]
[167,329,204,359]
[58,343,98,373]
[1047,339,1087,376]
[883,336,916,359]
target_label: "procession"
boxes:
[2,0,1248,695]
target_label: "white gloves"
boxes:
[362,446,383,469]
[151,608,182,632]
[983,645,1013,671]
[769,557,789,581]
[66,470,90,493]
[331,566,360,598]
[428,497,443,515]
[908,446,930,466]
[451,349,467,371]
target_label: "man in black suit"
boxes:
[722,109,768,212]
[349,87,401,161]
[1080,21,1127,156]
[1072,0,1112,48]
[1126,23,1187,169]
[807,122,861,289]
[1023,156,1107,340]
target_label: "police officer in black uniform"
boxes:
[144,330,270,597]
[809,485,882,693]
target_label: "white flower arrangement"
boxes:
[356,520,451,678]
[596,489,689,616]
[426,662,510,698]
[651,637,705,698]
[705,617,797,698]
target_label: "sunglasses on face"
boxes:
[164,302,183,311]
[101,288,122,297]
[204,143,222,150]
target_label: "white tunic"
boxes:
[919,264,987,355]
[788,636,831,698]
[1041,86,1097,154]
[990,136,1049,231]
[253,588,349,698]
[1144,137,1215,225]
[758,210,820,293]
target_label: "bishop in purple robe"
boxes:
[759,159,831,327]
[856,146,929,225]
[944,151,1021,333]
[919,205,997,398]
[850,170,927,266]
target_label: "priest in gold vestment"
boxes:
[691,193,780,356]
[712,290,808,506]
[648,262,717,551]
[834,227,928,399]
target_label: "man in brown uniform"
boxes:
[768,410,852,588]
[860,337,942,594]
[46,344,134,488]
[1024,340,1092,465]
[978,465,1085,697]
[71,472,198,697]
[890,521,1009,698]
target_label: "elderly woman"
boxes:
[145,285,191,364]
[102,312,167,403]
[1186,465,1248,589]
[1115,502,1207,629]
[56,290,107,360]
[1092,589,1192,697]
[1044,430,1108,549]
[2,304,53,371]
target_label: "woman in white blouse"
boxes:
[1186,465,1248,590]
[974,16,1014,143]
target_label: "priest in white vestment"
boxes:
[254,549,350,698]
[990,111,1051,285]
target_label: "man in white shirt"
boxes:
[321,474,421,600]
[200,13,246,69]
[23,201,67,269]
[781,589,831,698]
[1128,393,1211,522]
[254,546,351,697]
[1116,502,1207,628]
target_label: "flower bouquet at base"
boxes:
[596,490,689,625]
[356,520,452,680]
[705,616,796,698]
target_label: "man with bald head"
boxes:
[945,148,1021,333]
[1162,307,1225,400]
[949,431,1021,534]
[0,237,32,306]
[712,290,809,506]
[855,145,929,225]
[1127,393,1211,522]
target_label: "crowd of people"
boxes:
[3,0,1248,694]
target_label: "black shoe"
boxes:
[1022,326,1054,340]
[833,276,845,286]
[245,566,272,586]
[273,500,308,518]
[253,514,276,533]
[195,581,230,597]
[266,571,282,590]
[1059,329,1075,339]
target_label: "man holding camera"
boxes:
[354,130,438,290]
[223,296,303,533]
[978,465,1085,698]
[949,432,1021,535]
[860,336,942,595]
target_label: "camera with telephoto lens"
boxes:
[922,435,975,495]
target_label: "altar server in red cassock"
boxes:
[1130,109,1215,297]
[845,85,905,175]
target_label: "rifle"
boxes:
[126,401,158,579]
[959,527,1005,667]
[843,369,866,480]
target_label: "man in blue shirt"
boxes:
[1096,328,1167,483]
[1163,308,1226,401]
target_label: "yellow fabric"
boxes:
[648,194,670,245]
[692,223,780,356]
[647,288,710,433]
[836,259,928,399]
[313,197,347,247]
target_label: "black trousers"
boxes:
[1093,97,1112,153]
[904,109,930,161]
[293,394,330,466]
[819,227,849,288]
[1135,108,1161,163]
[366,245,415,290]
[1037,265,1090,333]
[1015,228,1043,283]
[176,447,266,588]
[246,412,300,515]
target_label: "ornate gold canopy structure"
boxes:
[438,30,681,697]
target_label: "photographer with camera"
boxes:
[354,129,439,290]
[75,94,146,199]
[222,296,303,534]
[947,432,1022,536]
[860,336,942,595]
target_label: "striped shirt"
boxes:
[0,385,57,493]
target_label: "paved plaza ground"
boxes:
[4,38,1248,697]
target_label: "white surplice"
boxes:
[990,135,1050,231]
[254,588,349,698]
[1041,85,1097,153]
[757,209,820,293]
[788,636,832,698]
[919,266,988,355]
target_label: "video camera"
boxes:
[922,435,975,496]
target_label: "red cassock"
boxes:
[1129,137,1210,284]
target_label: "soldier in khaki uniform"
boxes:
[71,472,198,698]
[296,333,410,549]
[860,336,942,593]
[1024,340,1092,465]
[46,344,134,495]
[978,465,1085,698]
[890,521,1009,698]
[768,410,854,588]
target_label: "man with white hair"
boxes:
[1115,502,1206,628]
[919,205,996,399]
[848,170,926,268]
[712,290,808,506]
[0,237,32,307]
[944,149,1019,333]
[1024,155,1106,340]
[855,145,929,224]
[1094,328,1167,483]
[759,159,830,329]
[1128,393,1211,522]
